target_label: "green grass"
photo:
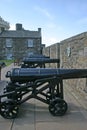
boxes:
[0,60,14,66]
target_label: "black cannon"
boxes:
[21,54,60,68]
[0,68,87,119]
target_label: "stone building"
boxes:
[0,22,42,60]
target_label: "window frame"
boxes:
[6,38,12,48]
[27,39,34,48]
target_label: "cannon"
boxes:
[0,68,87,119]
[21,54,60,68]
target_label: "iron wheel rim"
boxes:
[49,98,68,116]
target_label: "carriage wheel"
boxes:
[49,98,68,116]
[0,99,19,119]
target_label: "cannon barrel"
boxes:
[22,58,60,63]
[6,68,87,83]
[21,56,60,68]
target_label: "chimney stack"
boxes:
[16,23,22,30]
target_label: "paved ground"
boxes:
[0,64,87,130]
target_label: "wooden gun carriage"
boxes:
[0,68,87,119]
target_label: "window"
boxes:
[67,47,71,57]
[27,39,33,47]
[6,39,12,48]
[6,53,12,60]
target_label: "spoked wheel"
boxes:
[0,99,19,119]
[49,98,68,116]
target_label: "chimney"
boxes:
[16,23,22,30]
[38,28,41,32]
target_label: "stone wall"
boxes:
[43,32,87,93]
[60,32,87,69]
[13,38,41,60]
[60,32,87,93]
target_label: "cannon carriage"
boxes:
[0,68,87,119]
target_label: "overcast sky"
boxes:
[0,0,87,46]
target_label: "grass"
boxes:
[0,60,14,66]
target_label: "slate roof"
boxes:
[0,30,41,38]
